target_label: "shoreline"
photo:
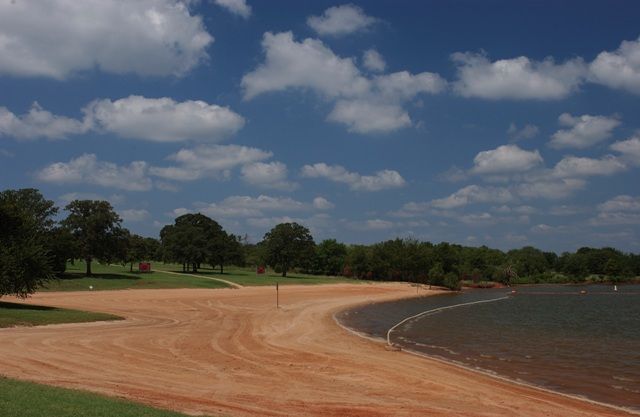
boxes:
[0,284,635,417]
[333,301,640,416]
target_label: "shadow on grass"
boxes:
[60,273,141,281]
[0,301,56,311]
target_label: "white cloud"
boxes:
[194,195,314,220]
[363,49,386,72]
[121,209,150,222]
[549,113,620,149]
[347,219,394,231]
[327,99,411,133]
[611,136,640,165]
[471,145,543,174]
[312,197,335,210]
[85,96,244,142]
[0,0,213,79]
[451,52,586,100]
[301,162,406,191]
[589,37,640,94]
[240,162,298,191]
[150,144,272,181]
[241,31,369,100]
[591,195,640,226]
[36,154,152,191]
[307,4,377,37]
[552,155,627,178]
[515,178,585,200]
[213,0,251,18]
[0,103,89,140]
[507,123,539,141]
[430,185,514,209]
[241,32,445,134]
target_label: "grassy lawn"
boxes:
[155,263,361,286]
[0,377,211,417]
[0,301,121,328]
[40,261,230,292]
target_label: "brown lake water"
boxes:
[337,284,640,411]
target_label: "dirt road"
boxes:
[0,284,633,416]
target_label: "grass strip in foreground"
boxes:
[0,377,210,417]
[0,301,121,328]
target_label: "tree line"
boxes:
[1,188,639,297]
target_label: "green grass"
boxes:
[0,377,212,417]
[0,301,121,328]
[155,263,361,286]
[41,261,230,292]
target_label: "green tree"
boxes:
[61,200,124,276]
[0,189,58,297]
[209,233,244,274]
[262,223,315,277]
[313,239,347,275]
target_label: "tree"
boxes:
[160,213,227,272]
[314,239,347,275]
[262,223,315,277]
[209,233,244,274]
[61,200,124,276]
[0,189,58,297]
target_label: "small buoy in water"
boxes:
[89,285,93,290]
[511,289,517,294]
[580,290,587,295]
[614,285,618,292]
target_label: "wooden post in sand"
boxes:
[276,282,279,309]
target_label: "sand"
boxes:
[0,283,634,417]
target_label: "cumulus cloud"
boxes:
[0,0,213,79]
[363,49,386,72]
[0,96,245,142]
[552,155,628,178]
[213,0,251,18]
[515,178,586,199]
[85,96,244,142]
[591,195,640,225]
[187,195,328,220]
[312,197,334,210]
[611,136,640,165]
[589,37,640,94]
[241,31,369,100]
[0,103,89,140]
[451,52,586,100]
[36,154,152,191]
[430,185,514,209]
[471,145,543,175]
[120,209,150,222]
[241,32,445,134]
[549,113,620,149]
[327,99,411,133]
[507,123,539,141]
[307,4,377,37]
[240,162,298,191]
[347,219,394,231]
[150,144,272,181]
[301,162,406,191]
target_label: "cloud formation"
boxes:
[471,145,543,174]
[589,37,640,94]
[451,52,586,100]
[0,0,213,79]
[0,96,244,142]
[240,162,298,191]
[36,154,152,191]
[213,0,251,18]
[307,4,377,37]
[301,163,406,191]
[549,113,620,149]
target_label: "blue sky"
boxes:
[1,0,639,252]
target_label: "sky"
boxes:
[1,0,639,253]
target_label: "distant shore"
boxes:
[0,284,634,417]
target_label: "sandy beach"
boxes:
[0,284,634,417]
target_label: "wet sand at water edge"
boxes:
[0,283,635,417]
